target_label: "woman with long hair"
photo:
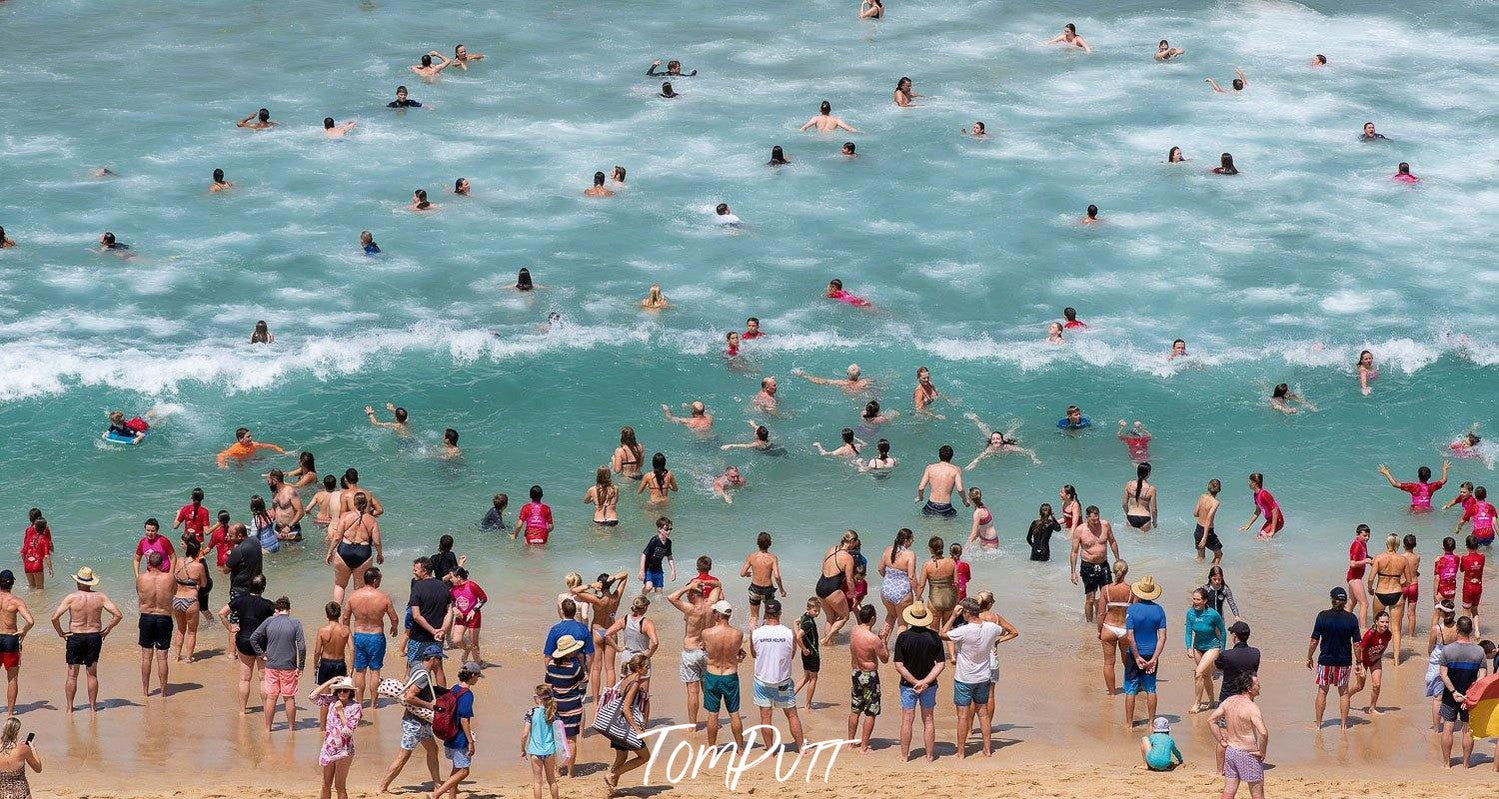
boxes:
[171,540,207,661]
[916,536,958,633]
[635,452,677,506]
[0,717,41,799]
[877,528,916,637]
[604,655,652,795]
[584,467,620,526]
[611,427,645,481]
[1122,462,1157,531]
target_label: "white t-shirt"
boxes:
[751,623,795,684]
[946,620,1002,684]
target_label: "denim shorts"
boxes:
[753,677,797,709]
[953,679,991,707]
[899,683,937,711]
[445,745,472,768]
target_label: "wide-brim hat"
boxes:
[328,676,356,693]
[1131,576,1162,601]
[551,635,585,658]
[903,602,934,627]
[73,567,100,587]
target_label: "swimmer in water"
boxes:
[410,51,456,78]
[360,231,380,255]
[1042,23,1091,53]
[1449,430,1483,460]
[365,403,410,436]
[724,331,741,358]
[388,86,422,108]
[1206,68,1247,93]
[713,203,741,225]
[1117,421,1152,463]
[1168,339,1188,360]
[800,101,858,133]
[743,318,763,340]
[640,284,671,311]
[1360,122,1386,141]
[1212,153,1238,175]
[860,400,900,429]
[859,0,883,19]
[1063,307,1088,330]
[250,320,274,344]
[1239,472,1284,538]
[515,268,537,291]
[1358,350,1378,396]
[813,428,864,459]
[964,413,1042,467]
[1392,162,1419,183]
[661,401,713,433]
[1059,405,1090,431]
[0,227,14,248]
[824,278,870,307]
[584,171,614,198]
[893,77,918,107]
[440,428,460,459]
[841,142,857,158]
[236,108,275,129]
[711,466,746,504]
[1167,147,1186,163]
[752,378,778,414]
[92,168,118,178]
[1154,40,1185,61]
[1311,54,1327,67]
[452,44,485,65]
[1378,461,1450,512]
[968,487,998,548]
[323,117,356,137]
[96,231,132,257]
[658,82,678,99]
[721,421,775,452]
[793,363,871,394]
[610,166,626,184]
[1269,383,1316,414]
[1082,204,1100,224]
[768,146,789,166]
[859,438,897,472]
[1048,322,1064,343]
[911,367,943,419]
[453,178,470,196]
[408,189,437,212]
[210,168,234,193]
[963,121,987,137]
[647,60,696,77]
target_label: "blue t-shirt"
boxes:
[524,705,558,756]
[1311,609,1360,667]
[1125,601,1167,658]
[363,243,381,255]
[446,686,475,750]
[1145,732,1181,770]
[544,619,595,657]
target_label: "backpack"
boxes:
[432,685,467,742]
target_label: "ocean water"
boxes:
[1,0,1497,627]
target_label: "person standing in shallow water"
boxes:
[0,570,35,716]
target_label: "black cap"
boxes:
[1330,587,1348,600]
[1227,620,1250,638]
[0,570,11,581]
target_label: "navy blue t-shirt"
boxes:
[1311,609,1360,666]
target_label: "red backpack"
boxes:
[432,685,467,742]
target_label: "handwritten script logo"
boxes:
[640,724,859,790]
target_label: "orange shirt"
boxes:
[216,440,285,466]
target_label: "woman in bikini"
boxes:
[816,532,857,644]
[567,572,630,691]
[584,468,620,526]
[916,536,958,645]
[635,453,677,506]
[1358,349,1378,396]
[1059,484,1082,532]
[1369,534,1407,654]
[171,540,208,662]
[967,488,998,548]
[1096,560,1133,696]
[913,366,940,416]
[1122,462,1158,531]
[813,428,863,459]
[325,493,381,604]
[964,413,1041,468]
[1397,534,1420,658]
[611,427,645,481]
[877,528,916,638]
[282,450,319,491]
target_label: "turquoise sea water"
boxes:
[2,0,1497,630]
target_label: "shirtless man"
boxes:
[1209,675,1269,799]
[51,567,124,714]
[847,604,889,751]
[915,445,969,518]
[366,403,411,436]
[799,101,858,133]
[322,117,356,137]
[1206,68,1248,93]
[668,579,721,729]
[1070,506,1121,622]
[307,475,338,529]
[1194,479,1224,565]
[135,552,175,698]
[793,364,871,394]
[410,51,456,78]
[700,600,747,747]
[313,602,351,728]
[341,567,399,708]
[342,468,384,517]
[662,401,713,433]
[267,469,304,542]
[740,533,786,628]
[236,108,276,129]
[752,377,779,414]
[584,172,615,198]
[0,571,35,716]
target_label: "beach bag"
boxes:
[591,679,643,749]
[433,685,467,742]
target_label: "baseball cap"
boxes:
[711,599,733,615]
[420,643,447,660]
[460,661,485,677]
[1227,620,1251,638]
[1329,587,1348,601]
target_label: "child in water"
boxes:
[105,410,152,443]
